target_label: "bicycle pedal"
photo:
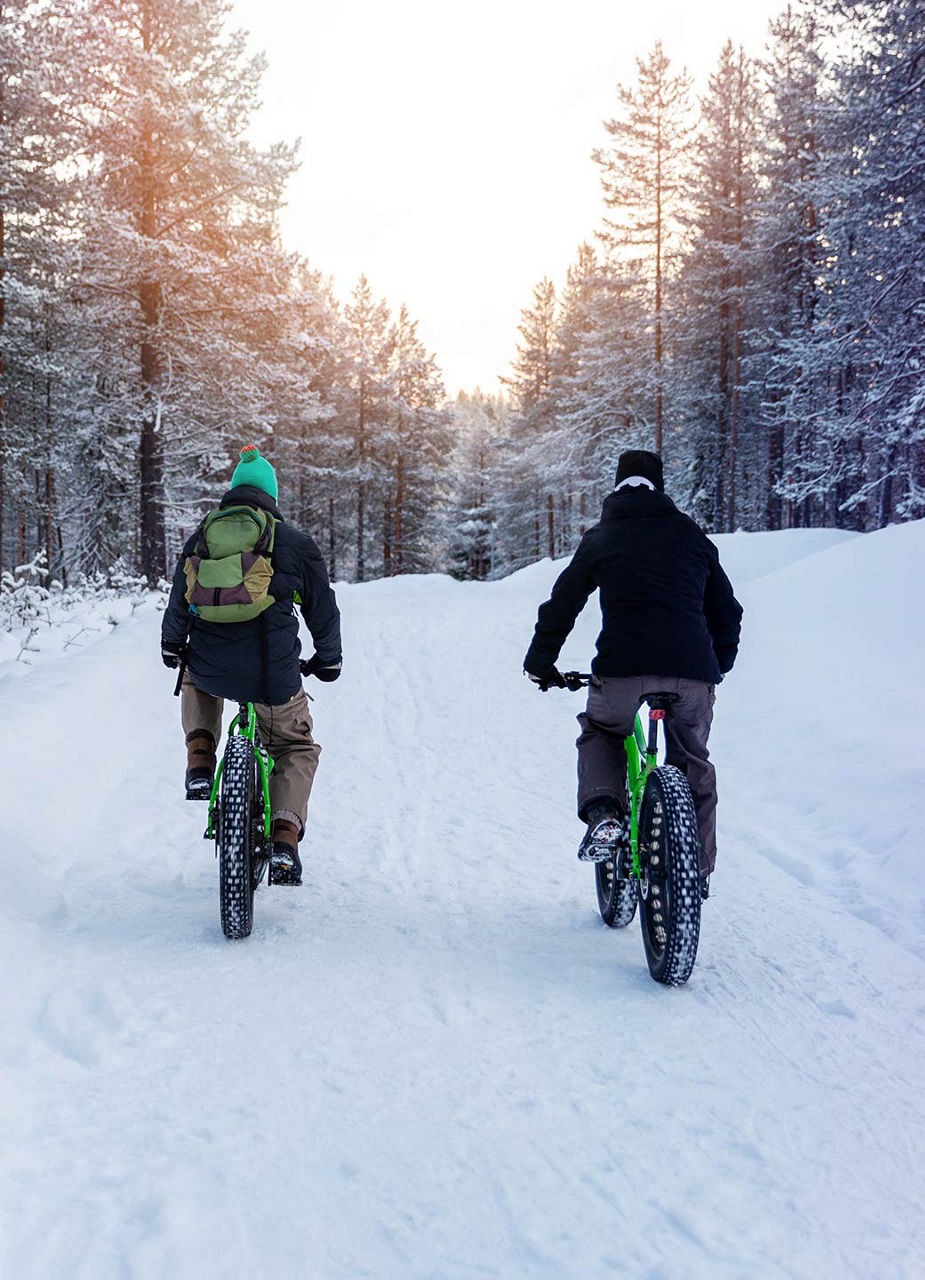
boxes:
[269,847,302,886]
[269,864,302,887]
[578,846,613,864]
[578,819,623,863]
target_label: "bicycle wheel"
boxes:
[218,735,257,940]
[638,765,701,985]
[595,848,637,928]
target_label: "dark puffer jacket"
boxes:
[162,485,341,705]
[524,487,742,683]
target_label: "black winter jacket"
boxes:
[524,488,742,684]
[162,485,342,705]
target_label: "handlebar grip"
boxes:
[562,671,593,691]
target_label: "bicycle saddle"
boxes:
[646,692,681,711]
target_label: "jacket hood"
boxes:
[600,487,677,521]
[220,484,284,521]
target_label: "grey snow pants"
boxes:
[576,675,718,873]
[181,675,321,839]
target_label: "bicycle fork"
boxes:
[204,704,275,844]
[625,706,666,879]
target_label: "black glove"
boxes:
[162,640,185,670]
[525,666,566,692]
[300,653,342,683]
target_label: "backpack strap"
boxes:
[193,516,210,558]
[254,513,276,556]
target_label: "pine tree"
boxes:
[0,0,100,576]
[678,42,762,529]
[499,278,559,566]
[549,244,650,536]
[447,391,506,580]
[73,0,299,581]
[758,4,826,528]
[593,41,693,453]
[809,0,925,525]
[385,305,450,574]
[342,276,393,581]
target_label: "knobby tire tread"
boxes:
[219,735,256,940]
[639,765,701,986]
[595,854,637,928]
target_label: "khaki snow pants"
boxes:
[576,675,717,873]
[181,675,321,839]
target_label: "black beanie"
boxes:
[614,449,665,492]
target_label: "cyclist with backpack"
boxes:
[161,445,342,886]
[523,449,742,899]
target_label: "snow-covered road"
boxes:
[2,525,923,1278]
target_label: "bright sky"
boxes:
[231,0,784,394]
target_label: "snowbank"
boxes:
[721,519,925,956]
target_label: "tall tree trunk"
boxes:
[139,279,164,582]
[56,519,66,586]
[654,104,663,454]
[729,56,745,531]
[729,299,742,530]
[43,305,54,573]
[328,494,336,581]
[45,469,56,575]
[138,2,164,584]
[395,448,404,574]
[878,448,895,529]
[717,290,730,529]
[34,469,40,561]
[0,70,5,573]
[356,376,366,582]
[383,492,392,576]
[299,446,309,527]
[547,492,555,558]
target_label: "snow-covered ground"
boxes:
[1,523,923,1279]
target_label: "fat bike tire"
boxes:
[595,851,637,928]
[638,765,701,986]
[218,735,257,940]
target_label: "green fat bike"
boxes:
[204,701,275,940]
[563,673,702,986]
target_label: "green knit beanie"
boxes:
[230,444,278,501]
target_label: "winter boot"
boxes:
[269,820,302,886]
[185,730,216,801]
[578,797,624,863]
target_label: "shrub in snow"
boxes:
[0,554,165,669]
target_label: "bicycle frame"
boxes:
[624,710,663,878]
[205,702,275,841]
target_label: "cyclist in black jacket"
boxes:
[524,449,742,898]
[161,447,342,886]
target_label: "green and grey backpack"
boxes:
[184,505,277,623]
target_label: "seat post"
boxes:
[646,706,664,756]
[644,692,680,757]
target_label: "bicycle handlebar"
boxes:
[561,671,593,691]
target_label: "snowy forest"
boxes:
[1,0,922,587]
